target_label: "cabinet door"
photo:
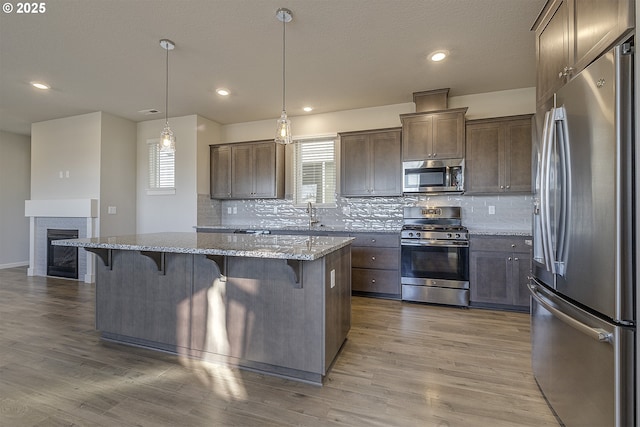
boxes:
[340,133,371,196]
[252,142,277,198]
[402,115,433,160]
[536,0,570,104]
[210,145,231,198]
[470,250,511,305]
[231,144,254,198]
[431,111,465,159]
[513,252,532,308]
[466,121,503,193]
[572,0,634,72]
[370,130,402,196]
[504,119,532,193]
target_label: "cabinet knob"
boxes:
[500,185,505,189]
[506,185,510,189]
[511,244,516,248]
[371,239,376,243]
[508,257,513,261]
[514,257,519,261]
[371,279,376,283]
[371,256,376,261]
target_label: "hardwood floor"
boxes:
[0,267,559,426]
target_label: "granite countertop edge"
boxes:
[53,232,355,261]
[468,230,532,236]
[195,225,402,234]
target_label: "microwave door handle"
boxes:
[540,109,556,274]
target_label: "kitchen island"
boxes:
[54,232,353,384]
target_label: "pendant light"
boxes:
[275,8,293,145]
[160,38,176,152]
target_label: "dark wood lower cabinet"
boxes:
[350,233,400,298]
[469,235,532,312]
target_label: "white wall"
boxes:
[99,113,137,236]
[31,112,102,199]
[0,131,31,268]
[196,116,221,195]
[137,115,201,233]
[220,87,536,143]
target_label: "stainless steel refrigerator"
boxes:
[529,38,635,427]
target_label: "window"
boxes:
[293,138,336,206]
[147,138,175,195]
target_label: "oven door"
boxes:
[401,241,469,287]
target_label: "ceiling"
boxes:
[0,0,546,136]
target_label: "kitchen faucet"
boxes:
[306,201,319,227]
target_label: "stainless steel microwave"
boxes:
[402,158,464,193]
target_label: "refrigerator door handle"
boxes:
[528,283,614,343]
[554,106,571,277]
[539,109,556,274]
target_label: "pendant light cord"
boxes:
[282,16,286,112]
[165,44,169,125]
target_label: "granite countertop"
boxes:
[195,224,401,234]
[53,232,355,261]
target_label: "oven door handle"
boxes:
[401,240,469,248]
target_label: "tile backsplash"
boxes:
[198,193,532,233]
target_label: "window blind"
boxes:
[293,138,336,206]
[148,140,175,189]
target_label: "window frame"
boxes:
[292,136,337,208]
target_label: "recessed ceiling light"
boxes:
[430,51,448,62]
[303,106,313,112]
[31,82,50,90]
[216,88,230,96]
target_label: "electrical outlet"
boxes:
[273,206,278,214]
[342,206,350,215]
[59,171,63,179]
[227,207,232,214]
[233,206,237,214]
[488,206,496,215]
[330,269,336,288]
[107,206,117,214]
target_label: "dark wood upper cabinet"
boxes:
[400,108,467,161]
[210,140,284,199]
[465,115,533,194]
[210,145,231,199]
[533,0,633,106]
[340,128,402,197]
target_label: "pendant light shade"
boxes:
[275,8,293,145]
[160,38,176,152]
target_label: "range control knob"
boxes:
[455,233,461,238]
[446,233,453,238]
[416,232,421,237]
[408,232,414,237]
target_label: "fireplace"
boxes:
[47,229,79,279]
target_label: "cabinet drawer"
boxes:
[352,247,399,270]
[352,268,400,294]
[350,233,399,248]
[471,236,532,252]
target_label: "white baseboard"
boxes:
[0,261,29,270]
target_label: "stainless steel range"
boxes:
[401,206,469,306]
